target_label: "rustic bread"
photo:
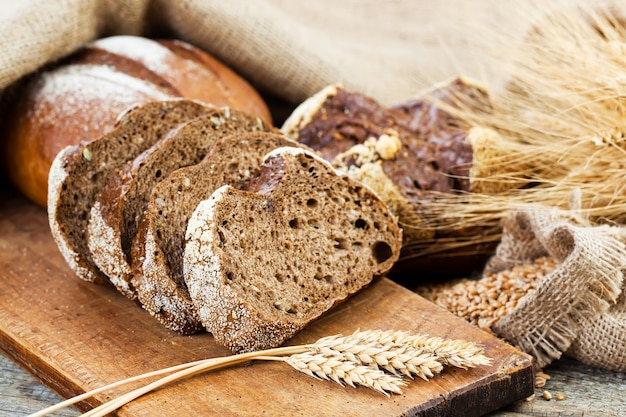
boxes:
[183,148,402,352]
[48,99,213,284]
[82,36,271,121]
[88,109,273,298]
[281,79,493,277]
[6,64,174,208]
[130,131,304,334]
[5,35,271,208]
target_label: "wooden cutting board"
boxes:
[0,185,534,417]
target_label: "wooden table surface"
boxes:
[3,350,624,417]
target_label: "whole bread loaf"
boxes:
[48,100,213,284]
[4,35,271,207]
[130,131,305,334]
[88,108,273,298]
[183,148,402,352]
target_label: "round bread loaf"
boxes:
[3,35,272,208]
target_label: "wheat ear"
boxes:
[30,329,491,417]
[314,329,491,378]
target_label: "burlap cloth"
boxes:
[0,0,581,106]
[486,208,626,371]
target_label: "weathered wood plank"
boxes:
[0,355,79,417]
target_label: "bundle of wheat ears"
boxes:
[30,330,490,417]
[412,3,626,252]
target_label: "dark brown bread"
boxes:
[48,99,213,284]
[281,79,494,278]
[88,109,273,298]
[282,80,485,198]
[183,148,402,352]
[130,131,305,334]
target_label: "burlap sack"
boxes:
[487,208,626,370]
[568,291,626,372]
[0,0,583,108]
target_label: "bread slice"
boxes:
[48,99,212,284]
[88,109,272,299]
[183,148,402,352]
[130,131,304,334]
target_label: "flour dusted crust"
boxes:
[136,221,204,334]
[47,99,213,284]
[130,132,303,334]
[88,108,272,299]
[10,64,173,209]
[184,148,402,352]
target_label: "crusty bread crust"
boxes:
[9,64,173,208]
[135,222,204,334]
[280,83,341,141]
[48,99,212,284]
[184,148,402,352]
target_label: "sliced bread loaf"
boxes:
[130,131,304,334]
[48,99,212,284]
[183,148,402,352]
[88,109,272,298]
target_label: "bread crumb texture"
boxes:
[184,149,402,352]
[87,107,270,299]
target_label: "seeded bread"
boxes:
[183,148,402,352]
[130,131,305,334]
[48,99,213,284]
[88,109,272,298]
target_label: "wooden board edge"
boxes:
[409,354,535,417]
[0,332,93,413]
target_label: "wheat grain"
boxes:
[321,329,491,368]
[312,332,442,379]
[311,329,490,379]
[404,334,493,369]
[418,257,556,332]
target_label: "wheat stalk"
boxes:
[29,329,491,417]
